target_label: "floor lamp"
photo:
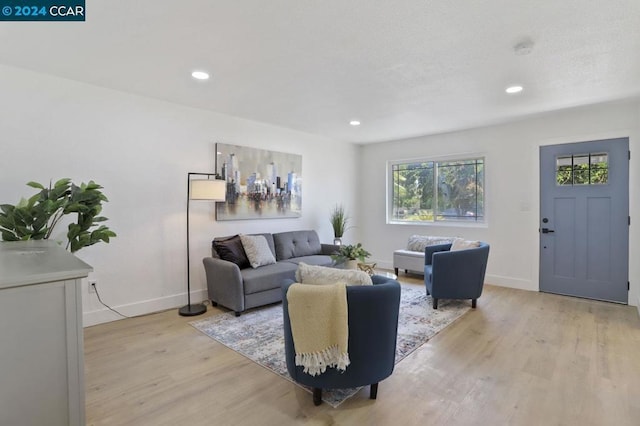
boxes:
[179,172,226,317]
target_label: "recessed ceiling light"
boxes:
[349,120,361,126]
[191,71,210,80]
[506,85,523,94]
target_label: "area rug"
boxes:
[190,284,469,407]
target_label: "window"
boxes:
[556,152,608,185]
[390,157,484,223]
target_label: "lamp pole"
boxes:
[179,172,225,316]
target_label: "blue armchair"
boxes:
[424,242,490,309]
[282,275,401,406]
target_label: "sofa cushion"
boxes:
[407,235,454,252]
[282,255,334,267]
[450,238,481,251]
[240,234,277,268]
[393,249,426,259]
[241,261,298,294]
[273,230,322,261]
[295,262,372,286]
[212,235,250,269]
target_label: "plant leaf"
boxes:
[0,204,15,214]
[54,178,71,188]
[26,181,45,190]
[1,230,18,241]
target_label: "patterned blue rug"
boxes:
[190,284,470,407]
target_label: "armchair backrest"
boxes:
[281,276,401,389]
[429,242,490,299]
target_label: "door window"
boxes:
[556,152,608,185]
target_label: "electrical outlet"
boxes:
[88,280,97,293]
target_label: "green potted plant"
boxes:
[331,243,371,269]
[0,178,116,252]
[329,204,350,245]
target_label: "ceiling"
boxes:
[1,0,639,144]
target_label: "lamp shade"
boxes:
[190,179,226,201]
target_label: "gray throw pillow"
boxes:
[239,234,277,268]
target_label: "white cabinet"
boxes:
[0,241,92,426]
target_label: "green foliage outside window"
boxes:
[391,158,484,223]
[556,153,608,185]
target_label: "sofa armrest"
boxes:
[203,257,245,313]
[424,243,453,265]
[321,243,340,256]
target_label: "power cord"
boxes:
[91,283,208,319]
[92,283,131,319]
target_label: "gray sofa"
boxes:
[203,230,337,316]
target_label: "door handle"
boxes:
[541,228,555,234]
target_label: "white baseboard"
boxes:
[375,259,536,292]
[83,289,209,327]
[374,259,394,271]
[484,274,535,291]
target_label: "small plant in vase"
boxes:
[331,243,371,269]
[329,204,350,245]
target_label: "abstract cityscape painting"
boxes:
[215,143,302,220]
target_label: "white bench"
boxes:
[393,235,454,276]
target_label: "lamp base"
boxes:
[178,303,207,317]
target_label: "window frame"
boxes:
[387,154,487,227]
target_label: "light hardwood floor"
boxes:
[85,276,640,426]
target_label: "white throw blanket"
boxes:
[286,282,350,376]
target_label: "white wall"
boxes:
[359,99,640,306]
[2,64,637,323]
[0,64,359,326]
